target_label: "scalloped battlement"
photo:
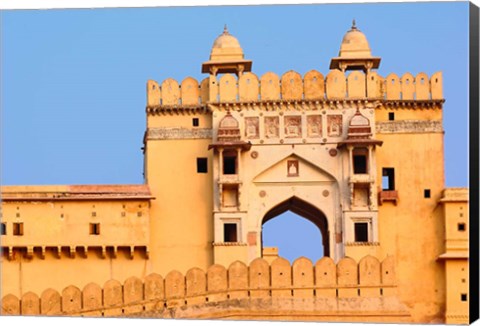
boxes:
[2,255,400,318]
[146,70,443,107]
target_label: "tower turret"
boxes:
[330,20,381,72]
[201,26,253,76]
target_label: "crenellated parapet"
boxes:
[1,255,407,320]
[146,70,443,110]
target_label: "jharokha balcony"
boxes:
[378,189,399,205]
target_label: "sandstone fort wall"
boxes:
[2,255,398,317]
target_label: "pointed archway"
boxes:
[261,196,330,258]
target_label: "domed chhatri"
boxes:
[212,25,243,51]
[202,25,252,76]
[330,20,381,72]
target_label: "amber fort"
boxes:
[0,22,471,324]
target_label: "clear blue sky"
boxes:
[1,2,470,262]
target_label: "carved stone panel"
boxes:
[327,115,343,137]
[284,116,302,138]
[287,160,299,177]
[245,117,259,139]
[265,116,279,139]
[307,115,323,138]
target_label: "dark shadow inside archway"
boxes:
[262,197,330,260]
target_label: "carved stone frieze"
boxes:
[307,115,323,138]
[264,117,279,138]
[327,115,343,137]
[245,117,259,139]
[376,120,442,134]
[284,116,302,138]
[147,127,212,140]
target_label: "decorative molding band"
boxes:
[446,314,469,318]
[212,242,248,247]
[147,127,212,140]
[146,105,209,116]
[345,242,380,247]
[381,99,444,109]
[209,99,382,112]
[376,120,443,134]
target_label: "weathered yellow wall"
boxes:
[1,193,151,298]
[444,260,469,324]
[1,251,150,299]
[440,190,469,324]
[147,113,211,128]
[375,106,446,323]
[1,200,149,248]
[145,110,214,275]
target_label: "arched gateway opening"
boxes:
[261,197,330,261]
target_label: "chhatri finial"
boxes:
[351,19,357,30]
[223,24,229,35]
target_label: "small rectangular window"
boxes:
[353,155,367,174]
[424,189,431,198]
[224,223,238,242]
[197,158,208,173]
[461,293,467,302]
[458,223,466,231]
[354,223,368,242]
[13,222,24,236]
[388,112,395,121]
[89,223,100,235]
[223,156,237,175]
[192,118,199,127]
[1,223,6,235]
[382,168,395,190]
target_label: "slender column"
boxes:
[236,147,242,210]
[348,145,353,176]
[218,148,224,177]
[368,145,373,176]
[218,148,224,211]
[236,148,241,177]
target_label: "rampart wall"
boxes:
[1,255,406,320]
[146,70,443,107]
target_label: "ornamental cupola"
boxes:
[330,20,381,72]
[338,109,383,147]
[202,26,253,76]
[217,112,241,142]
